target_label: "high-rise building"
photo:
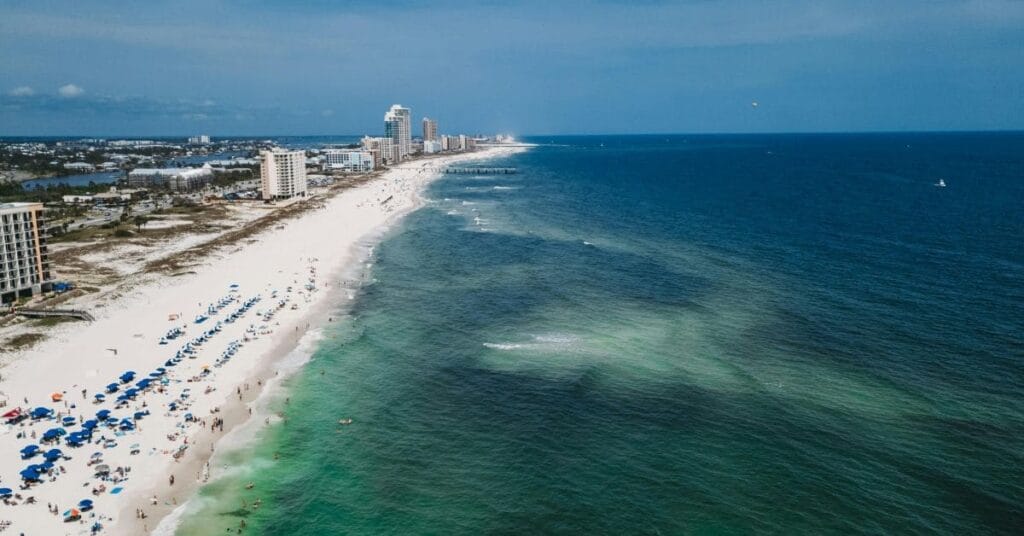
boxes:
[1,202,53,304]
[361,136,397,167]
[384,104,412,161]
[259,149,308,201]
[188,135,211,145]
[422,117,438,142]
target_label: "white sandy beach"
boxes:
[0,146,523,535]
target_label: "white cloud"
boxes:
[58,83,84,98]
[8,86,35,96]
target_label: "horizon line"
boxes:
[2,128,1023,140]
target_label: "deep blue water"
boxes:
[180,133,1024,535]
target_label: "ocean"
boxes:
[176,133,1024,535]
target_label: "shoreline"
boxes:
[0,146,525,535]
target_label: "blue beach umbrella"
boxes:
[20,468,40,481]
[83,419,98,429]
[95,410,111,420]
[62,416,76,425]
[133,411,147,420]
[0,488,12,497]
[78,498,93,511]
[31,407,52,419]
[106,383,119,393]
[94,393,106,401]
[45,448,62,461]
[42,428,66,441]
[20,444,39,458]
[40,461,54,470]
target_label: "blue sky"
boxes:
[1,0,1022,136]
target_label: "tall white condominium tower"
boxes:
[260,149,308,201]
[384,104,412,161]
[1,202,53,304]
[422,117,438,142]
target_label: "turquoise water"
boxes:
[179,134,1024,535]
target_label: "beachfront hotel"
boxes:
[0,202,53,304]
[323,149,375,172]
[422,117,438,142]
[260,148,308,201]
[384,104,412,161]
[360,136,397,167]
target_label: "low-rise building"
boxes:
[0,202,53,304]
[423,140,442,154]
[323,149,374,172]
[63,162,95,172]
[128,165,214,191]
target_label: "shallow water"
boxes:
[178,133,1024,535]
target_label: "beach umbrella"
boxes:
[133,411,147,420]
[83,419,98,429]
[106,383,119,393]
[165,359,176,367]
[45,448,63,461]
[96,410,110,420]
[0,488,12,497]
[31,407,52,419]
[148,372,161,378]
[19,468,40,481]
[63,508,81,521]
[40,461,54,470]
[51,392,64,402]
[62,416,77,425]
[65,433,83,446]
[94,393,106,401]
[20,445,39,458]
[106,417,118,425]
[94,464,110,475]
[78,499,94,511]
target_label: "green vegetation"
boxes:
[31,316,79,328]
[2,333,44,351]
[0,180,117,203]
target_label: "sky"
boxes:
[1,0,1023,136]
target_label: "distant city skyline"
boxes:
[2,0,1023,136]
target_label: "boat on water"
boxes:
[935,179,947,188]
